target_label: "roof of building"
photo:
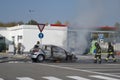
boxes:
[98,26,116,31]
[50,24,67,27]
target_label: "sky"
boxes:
[0,0,120,27]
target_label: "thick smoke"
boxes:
[67,0,120,54]
[68,0,106,54]
[67,27,92,54]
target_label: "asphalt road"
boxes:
[0,62,120,80]
[0,53,120,80]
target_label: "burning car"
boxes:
[30,45,77,62]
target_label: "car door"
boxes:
[52,46,67,59]
[42,45,51,58]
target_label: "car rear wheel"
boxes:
[37,55,45,62]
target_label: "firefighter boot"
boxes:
[113,58,117,62]
[105,58,108,62]
[94,60,97,63]
[99,60,101,64]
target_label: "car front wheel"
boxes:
[37,55,45,62]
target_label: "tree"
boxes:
[27,20,38,25]
[114,22,120,31]
[114,22,120,42]
[17,21,24,25]
[0,21,24,27]
[45,22,49,26]
[0,22,4,27]
[64,21,69,25]
[55,20,62,25]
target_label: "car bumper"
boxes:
[31,54,38,59]
[30,52,39,59]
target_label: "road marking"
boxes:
[42,76,62,80]
[67,76,90,80]
[0,78,4,80]
[0,75,120,80]
[16,77,35,80]
[90,75,120,80]
[39,63,120,78]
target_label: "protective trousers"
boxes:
[106,52,116,62]
[94,54,101,64]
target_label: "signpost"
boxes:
[98,34,104,43]
[37,24,45,45]
[98,34,104,39]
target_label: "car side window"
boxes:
[52,46,65,53]
[42,46,51,51]
[41,46,51,56]
[52,46,67,58]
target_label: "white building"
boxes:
[0,24,67,52]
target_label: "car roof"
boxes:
[42,44,67,50]
[42,44,59,47]
[42,44,73,54]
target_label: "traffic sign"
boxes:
[98,34,104,39]
[37,24,45,32]
[38,32,44,39]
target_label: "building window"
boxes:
[17,35,23,41]
[19,35,22,39]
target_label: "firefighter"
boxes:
[94,42,102,64]
[34,41,40,48]
[105,42,116,62]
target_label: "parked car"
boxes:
[30,45,77,62]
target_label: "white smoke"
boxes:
[67,27,91,54]
[72,0,105,27]
[68,0,108,54]
[72,0,120,27]
[68,0,120,54]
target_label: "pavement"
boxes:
[0,52,30,63]
[76,53,120,64]
[0,52,120,63]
